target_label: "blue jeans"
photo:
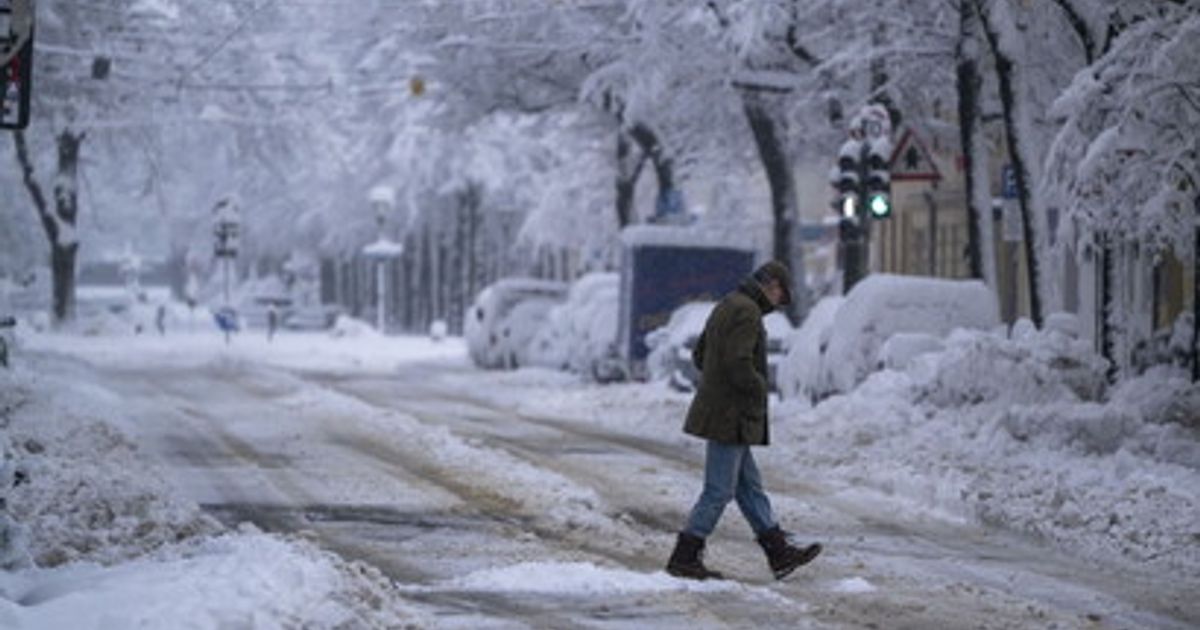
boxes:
[684,440,777,538]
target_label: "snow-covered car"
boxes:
[778,274,1000,402]
[526,273,624,380]
[775,296,844,404]
[645,301,792,393]
[465,278,568,369]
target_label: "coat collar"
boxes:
[737,278,774,315]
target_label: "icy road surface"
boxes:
[73,344,1196,629]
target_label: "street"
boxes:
[83,354,1197,629]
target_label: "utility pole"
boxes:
[212,198,241,344]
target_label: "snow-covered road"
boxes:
[67,340,1195,630]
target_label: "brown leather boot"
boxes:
[757,526,821,580]
[666,532,724,580]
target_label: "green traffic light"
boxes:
[868,194,891,218]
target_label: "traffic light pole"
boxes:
[831,106,893,295]
[841,217,869,293]
[0,0,35,130]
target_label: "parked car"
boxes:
[465,278,568,369]
[776,274,1000,402]
[527,273,623,381]
[646,301,792,393]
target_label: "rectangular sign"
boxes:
[620,244,753,375]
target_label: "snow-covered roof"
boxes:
[619,224,754,251]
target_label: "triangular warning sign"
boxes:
[889,129,942,182]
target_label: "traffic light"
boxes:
[0,0,34,130]
[830,139,863,221]
[863,137,892,219]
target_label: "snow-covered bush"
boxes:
[821,274,1000,395]
[465,278,568,369]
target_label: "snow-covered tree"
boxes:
[1045,5,1200,376]
[9,0,178,322]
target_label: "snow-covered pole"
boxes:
[212,198,241,344]
[376,259,385,333]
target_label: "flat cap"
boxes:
[752,260,792,305]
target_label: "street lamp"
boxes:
[362,185,402,333]
[212,197,241,341]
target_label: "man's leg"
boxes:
[733,447,776,536]
[667,440,742,580]
[683,441,743,538]
[733,448,823,579]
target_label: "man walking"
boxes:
[666,261,822,581]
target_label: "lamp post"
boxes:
[362,185,402,333]
[212,197,241,342]
[118,242,143,303]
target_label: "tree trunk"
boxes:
[13,128,85,324]
[421,223,434,332]
[979,1,1043,327]
[741,90,810,322]
[165,250,188,301]
[1193,196,1199,382]
[627,122,676,218]
[957,0,986,282]
[614,131,647,228]
[1099,230,1117,381]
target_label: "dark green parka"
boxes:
[683,278,772,446]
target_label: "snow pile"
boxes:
[329,314,381,338]
[908,323,1108,407]
[830,577,877,594]
[780,324,1200,580]
[414,561,737,595]
[0,354,425,628]
[0,530,423,630]
[527,272,621,379]
[0,358,218,568]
